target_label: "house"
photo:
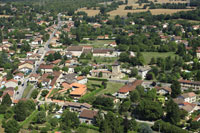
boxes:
[18,61,34,74]
[39,64,54,73]
[137,66,151,80]
[38,73,51,88]
[196,50,200,59]
[155,86,172,95]
[63,102,92,113]
[181,102,198,114]
[29,73,40,83]
[0,87,15,101]
[76,76,87,84]
[14,73,24,82]
[32,38,43,45]
[178,79,200,91]
[70,83,87,99]
[117,80,143,98]
[51,59,61,65]
[66,46,83,57]
[109,41,117,47]
[178,92,197,103]
[93,48,114,57]
[28,54,41,61]
[79,109,98,124]
[65,51,73,58]
[193,114,200,122]
[5,79,18,88]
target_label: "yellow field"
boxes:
[148,0,188,4]
[108,5,194,18]
[76,8,100,16]
[0,15,12,18]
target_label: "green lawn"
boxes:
[97,82,124,95]
[141,52,177,65]
[93,56,118,64]
[22,85,33,98]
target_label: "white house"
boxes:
[14,73,24,82]
[179,92,197,103]
[5,79,18,88]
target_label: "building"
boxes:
[5,79,18,88]
[117,80,143,98]
[137,66,151,80]
[14,73,24,82]
[178,79,200,91]
[178,92,197,103]
[70,83,87,99]
[29,73,40,83]
[66,46,83,57]
[91,62,125,79]
[18,61,34,74]
[39,64,54,73]
[63,102,92,113]
[155,86,172,95]
[79,109,98,124]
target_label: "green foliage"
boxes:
[41,90,49,97]
[1,93,12,107]
[139,123,153,133]
[130,90,140,103]
[14,100,36,121]
[93,96,114,110]
[34,111,46,124]
[60,110,80,130]
[4,119,20,133]
[153,120,188,133]
[134,99,163,121]
[171,80,181,98]
[31,89,39,99]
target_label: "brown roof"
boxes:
[178,79,200,85]
[51,59,61,64]
[79,109,98,119]
[181,92,196,98]
[182,103,197,113]
[118,80,143,93]
[93,48,113,54]
[39,64,54,69]
[67,46,83,51]
[15,73,24,77]
[30,73,40,78]
[155,86,172,92]
[19,60,34,66]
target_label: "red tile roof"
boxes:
[118,80,143,93]
[79,109,98,119]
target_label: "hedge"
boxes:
[88,77,108,82]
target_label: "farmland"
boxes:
[108,5,194,18]
[76,7,100,16]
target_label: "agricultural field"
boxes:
[148,0,188,4]
[76,7,100,16]
[108,5,194,18]
[141,52,178,64]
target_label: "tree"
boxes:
[99,71,103,77]
[134,99,163,121]
[119,100,131,114]
[47,54,54,62]
[190,121,200,130]
[139,123,153,133]
[6,71,13,80]
[53,66,60,71]
[35,111,46,124]
[14,100,35,121]
[60,110,80,130]
[166,99,181,124]
[1,93,12,107]
[130,90,140,102]
[62,66,68,72]
[130,68,138,77]
[41,90,49,97]
[49,118,58,127]
[31,89,39,99]
[4,119,20,133]
[171,80,181,98]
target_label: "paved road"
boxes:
[14,14,62,100]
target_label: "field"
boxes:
[108,5,194,18]
[171,19,200,24]
[0,15,13,18]
[76,7,100,16]
[142,52,177,64]
[148,0,188,4]
[97,82,124,95]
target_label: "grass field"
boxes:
[142,52,177,64]
[148,0,188,4]
[22,85,33,98]
[97,82,124,95]
[81,40,114,48]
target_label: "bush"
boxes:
[88,77,108,82]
